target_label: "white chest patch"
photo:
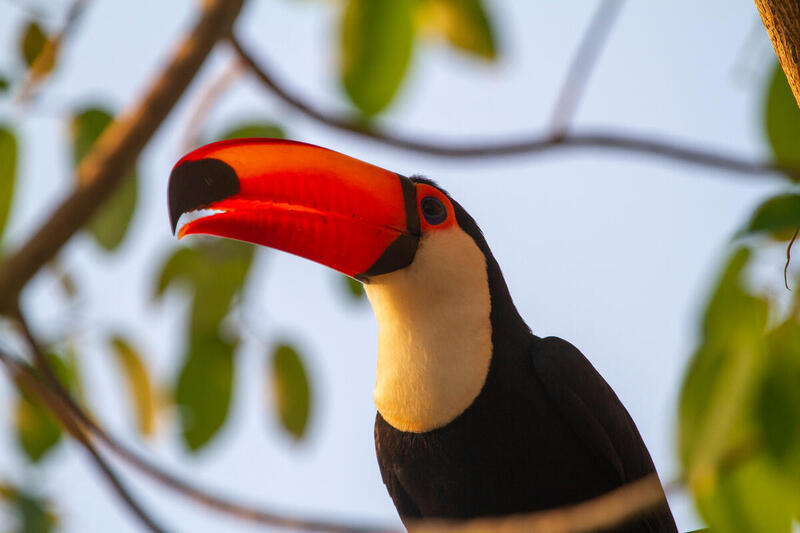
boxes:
[365,226,492,433]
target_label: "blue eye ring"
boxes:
[421,196,447,225]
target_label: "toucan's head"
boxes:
[168,138,517,433]
[168,138,460,283]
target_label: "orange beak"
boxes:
[167,138,420,280]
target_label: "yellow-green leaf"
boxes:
[271,343,311,440]
[340,274,365,301]
[765,62,800,167]
[175,332,235,451]
[341,0,415,116]
[740,192,800,238]
[14,396,62,463]
[110,336,157,437]
[417,0,497,60]
[680,249,768,481]
[695,457,795,533]
[20,22,47,67]
[0,126,18,239]
[218,122,285,141]
[71,107,138,251]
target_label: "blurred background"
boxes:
[0,1,798,532]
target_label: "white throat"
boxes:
[365,226,492,433]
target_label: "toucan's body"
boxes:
[167,139,677,531]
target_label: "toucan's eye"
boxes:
[421,196,447,225]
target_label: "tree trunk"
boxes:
[755,0,800,108]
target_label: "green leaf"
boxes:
[175,332,235,451]
[110,336,157,437]
[679,248,768,481]
[340,274,365,301]
[14,395,62,463]
[71,107,138,251]
[20,22,47,68]
[0,126,18,239]
[341,0,415,116]
[695,457,795,533]
[155,247,200,297]
[218,122,285,141]
[156,241,254,450]
[0,483,57,533]
[418,0,497,60]
[14,352,82,463]
[0,75,9,93]
[765,62,800,167]
[756,323,800,475]
[156,240,254,333]
[271,343,311,440]
[740,193,800,238]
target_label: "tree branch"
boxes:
[228,35,799,180]
[549,0,625,135]
[0,0,246,315]
[410,474,667,533]
[11,312,397,533]
[755,0,800,107]
[0,350,169,533]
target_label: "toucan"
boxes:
[167,138,678,532]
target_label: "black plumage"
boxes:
[374,182,677,532]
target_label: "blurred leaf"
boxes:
[340,274,365,301]
[756,323,800,475]
[341,0,415,116]
[156,240,254,333]
[219,122,285,141]
[110,336,157,437]
[14,396,61,464]
[740,193,800,238]
[417,0,497,60]
[271,343,311,440]
[0,75,9,93]
[14,352,82,463]
[0,483,56,533]
[0,126,18,239]
[20,22,47,67]
[765,62,800,167]
[695,457,795,533]
[15,491,56,533]
[157,240,254,450]
[175,332,235,451]
[155,247,200,297]
[71,107,138,251]
[680,248,768,481]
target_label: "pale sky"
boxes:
[0,1,784,532]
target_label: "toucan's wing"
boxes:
[531,336,678,532]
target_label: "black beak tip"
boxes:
[167,158,241,236]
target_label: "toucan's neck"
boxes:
[365,198,530,434]
[366,225,493,433]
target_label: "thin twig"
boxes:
[180,57,244,152]
[549,0,625,135]
[11,313,397,533]
[0,349,168,533]
[228,35,800,180]
[0,0,246,315]
[17,0,89,102]
[785,226,799,290]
